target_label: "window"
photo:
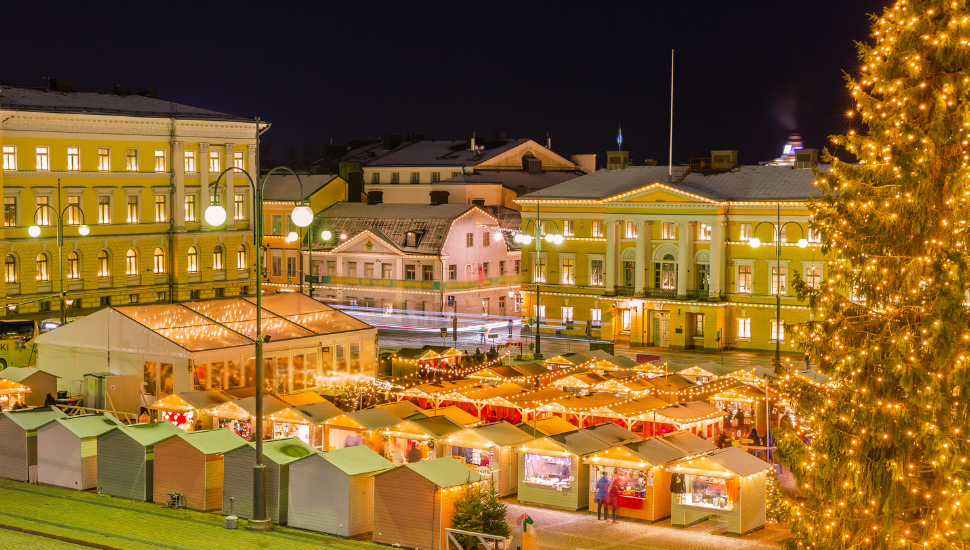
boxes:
[156,292,167,302]
[563,220,574,237]
[98,148,110,171]
[66,196,80,225]
[286,256,297,277]
[738,318,751,339]
[591,221,603,238]
[771,319,786,341]
[371,172,380,184]
[562,307,574,323]
[236,245,246,270]
[209,150,220,173]
[739,223,752,241]
[808,226,822,243]
[213,246,224,271]
[773,224,787,243]
[499,261,505,275]
[233,151,244,169]
[466,233,474,247]
[214,287,224,298]
[364,263,374,278]
[562,259,575,285]
[391,172,400,184]
[271,254,282,277]
[4,255,15,283]
[534,257,546,283]
[4,197,16,227]
[234,193,245,221]
[190,290,200,300]
[187,246,199,273]
[271,214,283,235]
[662,222,676,239]
[129,294,139,304]
[431,172,440,182]
[655,254,677,290]
[698,223,712,241]
[97,250,110,277]
[449,265,457,280]
[149,149,164,172]
[422,265,434,280]
[482,262,489,277]
[694,313,706,337]
[67,251,80,279]
[35,147,49,170]
[514,259,520,274]
[452,171,461,178]
[67,147,80,171]
[100,296,112,306]
[591,259,603,286]
[483,232,491,247]
[154,248,165,273]
[410,172,420,183]
[499,296,506,310]
[184,150,196,172]
[36,196,51,226]
[625,221,637,238]
[405,265,416,280]
[738,265,753,293]
[771,266,787,295]
[3,146,16,170]
[405,232,417,247]
[155,194,167,222]
[346,261,356,276]
[36,254,49,281]
[590,308,602,327]
[126,249,138,276]
[126,149,138,171]
[697,263,710,292]
[126,195,139,223]
[185,195,197,222]
[805,266,822,289]
[532,304,546,319]
[381,264,391,278]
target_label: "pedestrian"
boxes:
[480,327,487,344]
[748,428,762,447]
[733,408,745,431]
[44,393,57,407]
[508,319,514,337]
[407,443,422,464]
[608,478,621,523]
[594,471,610,520]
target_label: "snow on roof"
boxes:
[261,174,340,201]
[344,139,528,167]
[1,406,66,431]
[0,86,253,122]
[437,170,583,191]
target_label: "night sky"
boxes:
[3,0,887,167]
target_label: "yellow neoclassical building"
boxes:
[0,84,262,317]
[516,153,829,352]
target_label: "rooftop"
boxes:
[1,406,66,431]
[437,170,583,191]
[118,421,183,446]
[52,413,122,439]
[177,428,247,455]
[318,445,392,476]
[344,139,528,167]
[261,174,340,202]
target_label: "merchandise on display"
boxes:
[523,454,572,489]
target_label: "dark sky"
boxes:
[3,0,886,166]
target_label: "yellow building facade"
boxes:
[516,161,829,353]
[0,85,261,316]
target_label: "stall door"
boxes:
[652,312,670,347]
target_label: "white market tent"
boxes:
[35,294,377,397]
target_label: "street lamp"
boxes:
[514,206,563,359]
[296,215,334,296]
[207,165,310,532]
[27,178,90,325]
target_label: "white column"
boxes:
[634,220,647,295]
[224,143,235,218]
[173,141,186,230]
[709,219,725,298]
[199,142,210,220]
[677,221,693,297]
[605,220,617,293]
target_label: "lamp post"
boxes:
[297,215,334,296]
[28,178,90,326]
[513,206,563,359]
[207,165,312,531]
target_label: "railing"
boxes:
[643,288,679,300]
[615,285,637,297]
[60,404,139,424]
[445,528,508,550]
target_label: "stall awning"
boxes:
[0,378,31,395]
[606,395,669,419]
[584,436,687,469]
[539,392,624,415]
[375,401,427,419]
[654,401,726,426]
[504,388,570,409]
[515,427,616,458]
[669,445,771,478]
[659,430,719,456]
[459,383,525,403]
[516,416,577,437]
[418,406,479,427]
[149,389,235,413]
[385,415,465,440]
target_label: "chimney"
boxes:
[367,191,384,205]
[382,133,402,151]
[468,135,476,150]
[407,132,424,143]
[49,78,72,92]
[113,85,130,97]
[346,172,364,202]
[137,87,157,99]
[429,191,450,206]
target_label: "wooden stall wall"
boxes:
[153,438,205,510]
[374,468,437,550]
[97,430,148,501]
[433,487,461,550]
[288,458,350,535]
[37,424,83,489]
[495,447,517,497]
[0,419,28,481]
[203,454,225,512]
[347,474,375,536]
[738,474,766,535]
[516,455,588,511]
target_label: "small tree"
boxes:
[451,481,483,548]
[479,483,511,540]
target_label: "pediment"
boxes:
[331,230,404,255]
[605,183,718,204]
[478,140,577,171]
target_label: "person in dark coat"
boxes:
[407,443,423,463]
[44,393,57,407]
[748,428,762,447]
[607,482,621,523]
[733,409,745,430]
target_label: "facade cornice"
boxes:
[4,170,173,179]
[0,111,257,141]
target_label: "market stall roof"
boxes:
[677,378,745,402]
[1,406,66,430]
[247,437,316,465]
[0,378,31,395]
[539,392,624,415]
[669,445,772,478]
[544,353,591,366]
[394,348,440,360]
[504,388,570,409]
[516,416,577,437]
[202,400,251,421]
[517,427,616,457]
[273,400,344,425]
[736,365,778,379]
[281,392,326,406]
[118,421,183,446]
[419,345,463,357]
[672,362,745,378]
[583,422,643,448]
[445,420,536,449]
[655,401,726,425]
[584,436,687,469]
[149,390,235,413]
[386,416,465,440]
[405,380,478,398]
[375,401,427,419]
[418,406,479,427]
[512,363,549,377]
[599,373,656,393]
[460,383,525,402]
[177,428,248,455]
[645,374,697,393]
[606,395,669,418]
[796,369,831,384]
[54,413,122,438]
[234,395,290,418]
[315,444,392,476]
[553,372,608,388]
[710,383,784,403]
[659,430,719,456]
[347,407,412,430]
[581,350,642,369]
[376,457,482,488]
[468,365,521,380]
[0,367,59,383]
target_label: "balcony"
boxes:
[644,288,679,300]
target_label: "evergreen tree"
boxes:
[480,483,511,539]
[451,481,483,548]
[776,1,970,548]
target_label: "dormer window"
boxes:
[406,232,417,247]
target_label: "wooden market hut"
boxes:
[152,428,247,511]
[668,446,773,535]
[287,445,393,536]
[440,420,534,496]
[149,389,235,431]
[0,368,58,407]
[372,457,483,550]
[391,348,442,378]
[516,415,577,437]
[0,377,31,408]
[653,401,727,438]
[222,437,316,524]
[266,399,345,450]
[318,407,404,452]
[96,421,183,501]
[418,405,479,427]
[37,413,122,490]
[384,416,466,464]
[0,406,65,482]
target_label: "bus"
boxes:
[0,319,38,370]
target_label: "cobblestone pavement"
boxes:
[503,500,790,550]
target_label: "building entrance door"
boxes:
[652,312,670,347]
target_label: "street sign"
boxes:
[440,327,448,338]
[565,321,574,330]
[447,295,455,307]
[488,334,498,339]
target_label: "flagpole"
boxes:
[668,49,675,181]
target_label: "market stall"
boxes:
[97,421,182,501]
[149,389,235,431]
[0,377,31,409]
[372,457,483,550]
[652,401,726,438]
[222,437,316,524]
[440,420,534,497]
[543,352,591,370]
[419,405,480,427]
[322,407,405,452]
[604,395,670,436]
[0,406,65,482]
[288,445,393,536]
[383,416,465,464]
[266,400,344,449]
[0,368,58,408]
[152,428,247,511]
[37,413,122,490]
[374,400,427,419]
[669,362,744,384]
[668,446,773,535]
[515,415,577,437]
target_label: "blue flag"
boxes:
[616,124,623,150]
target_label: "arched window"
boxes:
[213,245,224,271]
[153,248,165,274]
[236,244,247,270]
[187,246,199,273]
[97,250,110,277]
[4,255,17,283]
[36,253,49,282]
[67,251,80,280]
[126,249,138,276]
[655,253,677,290]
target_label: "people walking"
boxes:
[594,471,610,520]
[608,480,621,523]
[733,408,745,431]
[508,319,514,337]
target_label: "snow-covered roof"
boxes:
[437,170,583,191]
[261,174,340,201]
[344,139,529,167]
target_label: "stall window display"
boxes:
[163,410,194,432]
[523,454,572,489]
[219,418,252,440]
[671,473,736,511]
[386,438,432,464]
[451,446,492,468]
[591,467,650,500]
[273,421,308,442]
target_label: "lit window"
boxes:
[36,196,51,226]
[771,266,787,295]
[625,221,637,239]
[126,149,138,171]
[562,259,574,285]
[805,266,821,289]
[4,197,16,228]
[4,254,16,283]
[590,308,602,327]
[534,257,546,283]
[391,172,400,184]
[67,147,80,171]
[694,313,706,337]
[532,304,546,319]
[655,254,676,290]
[406,232,417,247]
[234,193,245,221]
[127,195,139,223]
[770,319,786,341]
[233,151,244,169]
[154,150,166,172]
[739,223,752,241]
[562,307,574,323]
[590,259,603,286]
[97,250,110,277]
[36,147,49,170]
[271,214,282,235]
[153,248,165,274]
[66,196,80,225]
[286,256,297,277]
[185,195,197,222]
[36,254,49,281]
[808,227,822,243]
[591,221,603,238]
[481,263,489,277]
[738,318,751,339]
[184,150,196,172]
[213,246,224,271]
[738,265,753,293]
[773,224,787,243]
[126,249,138,275]
[698,223,712,241]
[67,251,79,279]
[98,148,110,171]
[155,194,167,222]
[405,264,416,280]
[236,245,246,270]
[2,146,16,170]
[187,246,199,273]
[209,150,220,173]
[98,196,111,224]
[563,220,573,237]
[662,222,676,240]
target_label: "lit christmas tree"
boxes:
[776,1,970,548]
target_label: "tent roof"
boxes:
[1,406,66,430]
[281,392,326,406]
[516,416,576,437]
[419,406,479,426]
[505,388,569,408]
[177,428,247,454]
[387,457,482,488]
[673,362,744,377]
[655,401,725,423]
[545,353,590,365]
[659,430,718,456]
[319,445,393,475]
[53,413,122,438]
[460,383,525,402]
[544,428,615,456]
[607,395,669,416]
[348,408,407,430]
[0,367,59,383]
[406,416,466,438]
[474,421,536,446]
[234,395,289,417]
[375,401,427,419]
[583,422,642,448]
[671,445,771,477]
[290,401,344,424]
[244,437,316,465]
[623,438,689,466]
[159,390,235,411]
[118,421,183,446]
[512,363,548,377]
